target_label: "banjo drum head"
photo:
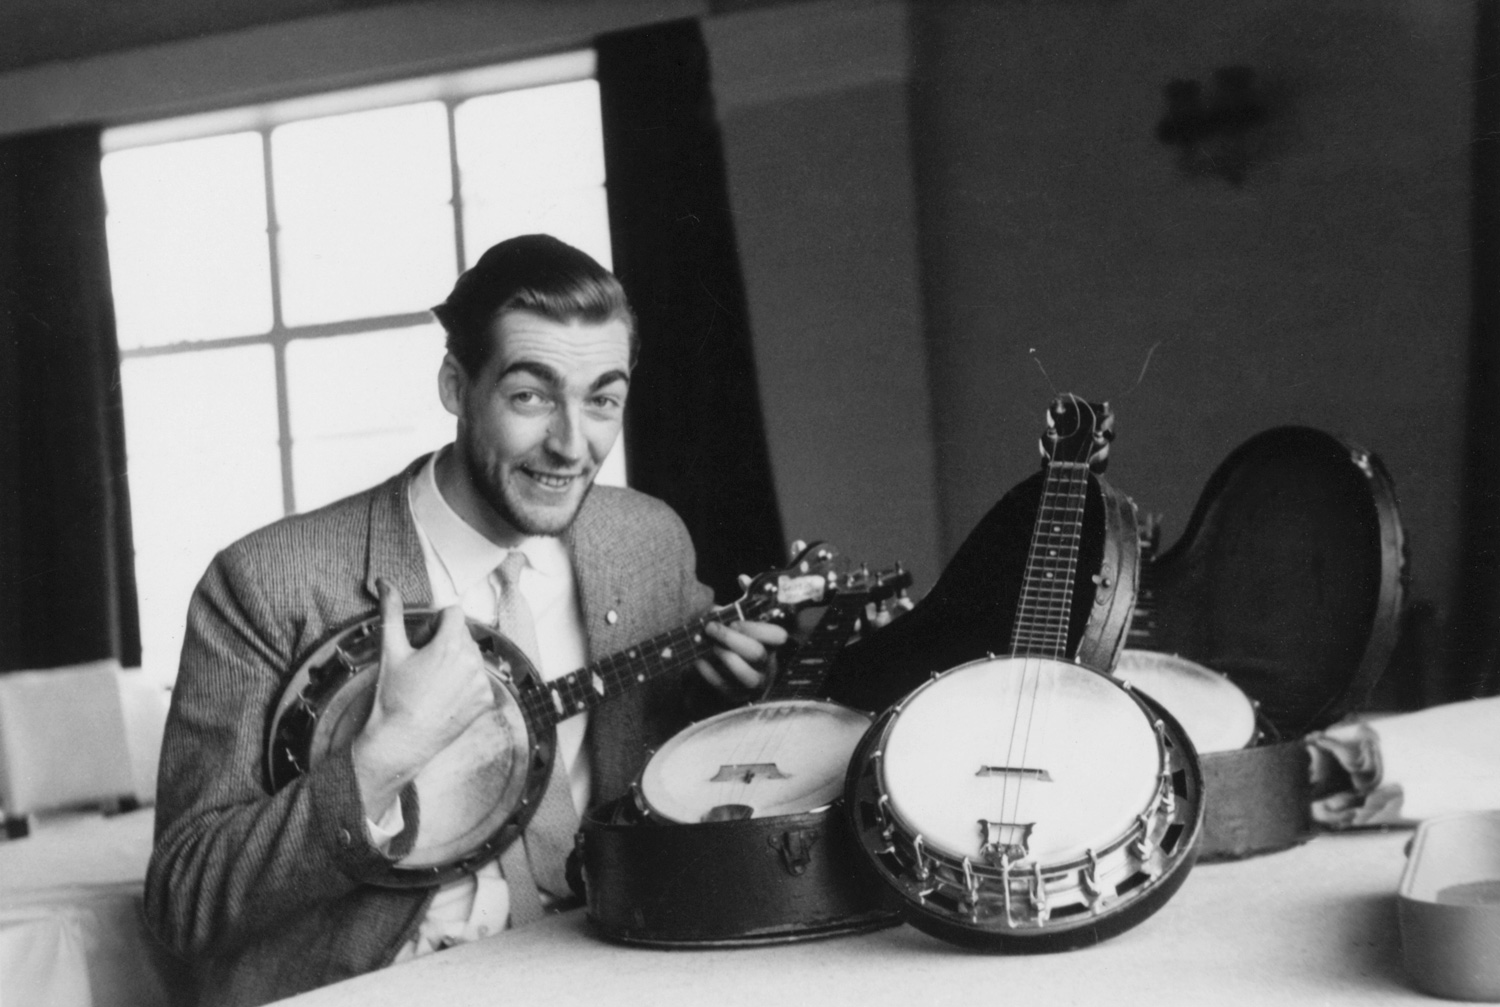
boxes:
[271,612,544,878]
[880,656,1161,865]
[640,699,873,823]
[1114,650,1257,755]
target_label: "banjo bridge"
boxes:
[711,763,790,784]
[975,765,1052,781]
[979,821,1034,864]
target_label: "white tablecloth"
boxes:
[273,828,1429,1007]
[0,809,185,1007]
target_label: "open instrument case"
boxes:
[1124,426,1408,860]
[578,567,907,946]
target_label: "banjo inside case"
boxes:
[1126,426,1407,860]
[579,571,907,947]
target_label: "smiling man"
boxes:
[145,235,785,1007]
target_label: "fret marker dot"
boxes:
[636,673,646,682]
[661,646,674,659]
[606,610,619,625]
[693,633,703,644]
[1052,525,1061,533]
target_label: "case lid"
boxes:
[1132,426,1407,738]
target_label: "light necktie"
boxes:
[492,550,581,927]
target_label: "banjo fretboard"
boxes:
[516,603,745,730]
[1010,460,1090,660]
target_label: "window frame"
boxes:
[106,48,600,516]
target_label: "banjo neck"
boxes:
[1009,459,1090,661]
[517,607,739,729]
[767,565,912,702]
[768,603,857,702]
[1006,394,1114,662]
[516,544,836,731]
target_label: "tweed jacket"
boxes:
[145,457,715,1007]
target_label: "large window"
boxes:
[103,51,622,681]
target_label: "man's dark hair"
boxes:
[431,234,637,375]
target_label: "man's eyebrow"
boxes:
[497,360,561,385]
[590,369,630,392]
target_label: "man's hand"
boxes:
[694,619,788,696]
[351,580,493,820]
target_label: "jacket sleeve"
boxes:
[661,506,743,723]
[143,544,403,959]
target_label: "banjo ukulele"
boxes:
[636,559,913,824]
[265,544,837,888]
[845,396,1205,951]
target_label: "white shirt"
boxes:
[375,449,591,958]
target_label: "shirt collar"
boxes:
[409,448,571,596]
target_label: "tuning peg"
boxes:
[738,574,753,590]
[788,540,807,560]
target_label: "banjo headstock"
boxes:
[1040,395,1114,473]
[731,540,839,624]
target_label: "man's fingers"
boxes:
[704,621,759,663]
[714,649,764,690]
[695,658,729,694]
[733,620,789,648]
[433,604,471,644]
[377,578,413,662]
[708,620,787,659]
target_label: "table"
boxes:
[0,809,186,1007]
[273,828,1428,1006]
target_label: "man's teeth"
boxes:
[529,471,574,488]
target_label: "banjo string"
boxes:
[1010,403,1092,842]
[720,590,865,812]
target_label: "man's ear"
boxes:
[438,353,466,418]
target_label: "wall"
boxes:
[709,3,943,588]
[908,0,1473,648]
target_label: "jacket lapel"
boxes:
[563,493,627,663]
[363,455,435,609]
[565,492,648,804]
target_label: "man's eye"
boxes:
[590,395,623,411]
[510,390,547,407]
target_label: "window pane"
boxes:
[456,80,605,194]
[456,80,611,268]
[121,346,283,678]
[462,185,612,271]
[286,326,455,511]
[273,103,457,325]
[102,133,273,348]
[597,434,627,488]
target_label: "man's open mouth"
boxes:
[524,469,580,490]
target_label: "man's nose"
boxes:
[545,403,586,461]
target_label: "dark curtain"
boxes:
[1454,0,1500,699]
[0,125,140,671]
[597,19,787,602]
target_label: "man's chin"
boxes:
[496,482,592,537]
[508,508,577,537]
